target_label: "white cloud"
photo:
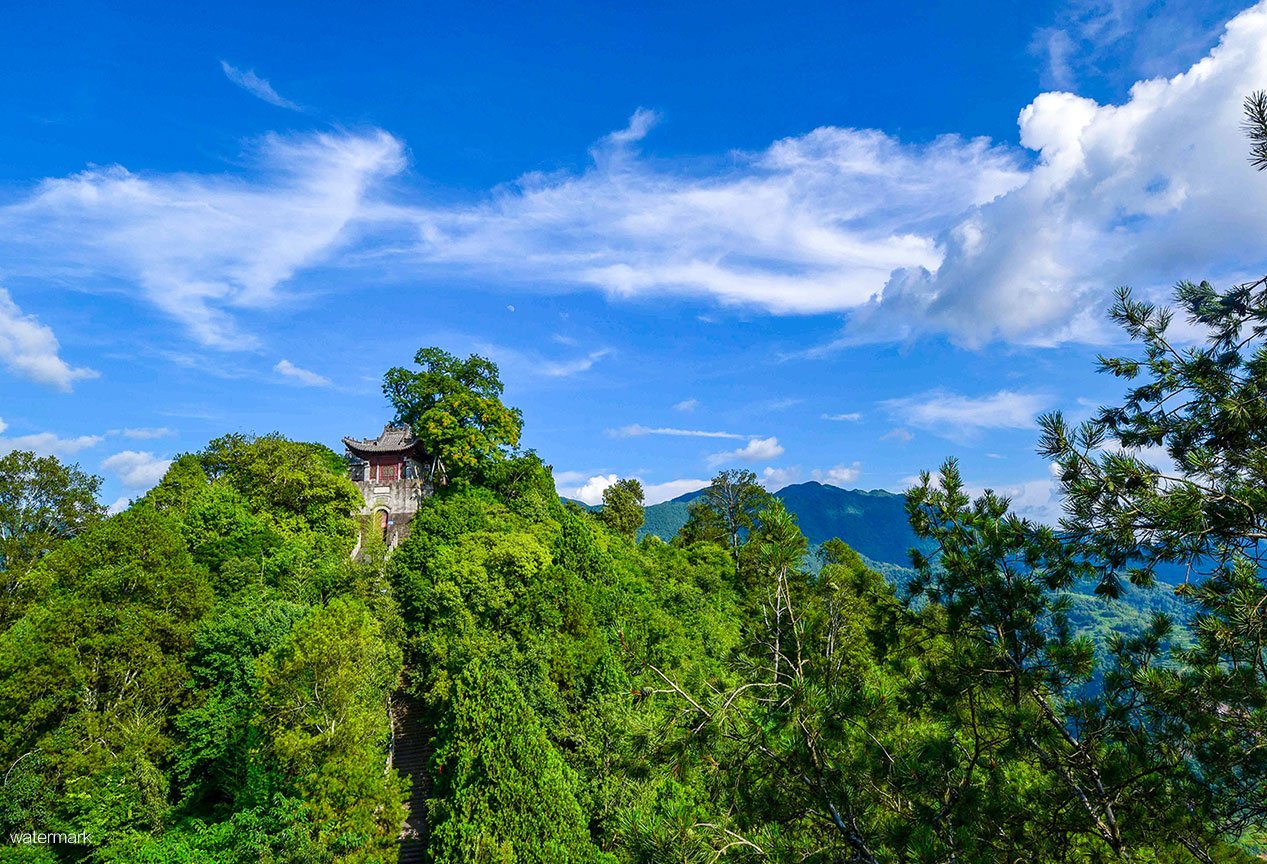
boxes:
[883,389,1048,442]
[10,5,1267,354]
[0,428,103,458]
[0,288,97,391]
[642,478,710,505]
[708,436,784,466]
[844,3,1267,347]
[571,473,619,506]
[610,424,745,439]
[220,61,301,110]
[114,426,175,439]
[555,470,708,506]
[539,348,611,377]
[3,130,406,348]
[106,495,131,515]
[274,358,332,387]
[101,450,173,490]
[822,412,862,421]
[674,399,699,412]
[403,112,1025,317]
[812,462,862,486]
[761,465,802,490]
[882,428,915,443]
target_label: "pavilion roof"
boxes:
[342,425,423,455]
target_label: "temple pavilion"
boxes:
[342,425,433,548]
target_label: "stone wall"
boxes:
[354,477,432,547]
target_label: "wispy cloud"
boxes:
[274,358,332,387]
[883,389,1047,442]
[404,112,1024,318]
[708,436,784,466]
[102,450,172,489]
[220,61,301,110]
[540,348,612,377]
[609,424,746,439]
[673,398,699,412]
[3,131,406,348]
[822,411,861,422]
[0,288,97,391]
[113,426,176,439]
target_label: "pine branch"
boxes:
[1242,90,1267,170]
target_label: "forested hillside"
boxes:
[4,277,1267,862]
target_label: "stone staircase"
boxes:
[392,692,432,864]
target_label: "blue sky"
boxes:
[2,0,1266,516]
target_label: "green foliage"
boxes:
[1040,278,1267,846]
[382,347,524,480]
[0,450,103,624]
[598,478,644,541]
[430,662,605,864]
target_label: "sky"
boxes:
[2,0,1265,518]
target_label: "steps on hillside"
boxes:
[392,692,432,864]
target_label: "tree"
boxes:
[677,470,770,562]
[382,348,523,481]
[598,478,643,540]
[1039,280,1267,845]
[0,450,103,623]
[429,663,604,864]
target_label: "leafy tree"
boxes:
[256,598,405,860]
[382,348,523,481]
[676,470,770,562]
[429,662,605,864]
[0,450,103,623]
[599,478,644,541]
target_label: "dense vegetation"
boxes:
[2,280,1266,862]
[14,94,1267,856]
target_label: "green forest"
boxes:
[1,275,1267,863]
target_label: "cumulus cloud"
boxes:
[642,478,710,504]
[761,465,802,489]
[0,288,97,390]
[101,450,173,489]
[555,470,708,506]
[220,61,301,110]
[571,473,619,506]
[708,436,784,466]
[610,424,745,439]
[883,389,1048,442]
[844,3,1267,347]
[2,130,406,348]
[812,462,862,486]
[274,358,332,387]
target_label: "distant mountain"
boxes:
[637,481,933,569]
